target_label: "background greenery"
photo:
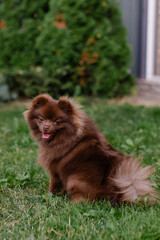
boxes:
[0,0,134,98]
[0,99,160,240]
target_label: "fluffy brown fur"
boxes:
[24,94,156,205]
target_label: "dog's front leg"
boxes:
[49,172,63,194]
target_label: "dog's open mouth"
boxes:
[42,133,53,139]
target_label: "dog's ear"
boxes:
[32,94,49,108]
[58,97,73,114]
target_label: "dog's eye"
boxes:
[39,117,44,123]
[55,120,61,124]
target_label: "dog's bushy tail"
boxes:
[112,158,156,204]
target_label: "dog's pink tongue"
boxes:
[42,133,51,139]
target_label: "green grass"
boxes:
[0,99,160,240]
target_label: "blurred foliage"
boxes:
[0,0,134,98]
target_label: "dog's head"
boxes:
[24,94,85,143]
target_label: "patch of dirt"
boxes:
[109,95,160,107]
[0,99,31,110]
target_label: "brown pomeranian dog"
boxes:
[24,94,156,205]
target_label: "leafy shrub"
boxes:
[0,0,49,70]
[2,68,61,98]
[0,0,134,98]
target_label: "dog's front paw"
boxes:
[48,187,64,196]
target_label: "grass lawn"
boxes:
[0,99,160,240]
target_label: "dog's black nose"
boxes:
[43,125,49,131]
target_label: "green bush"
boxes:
[0,0,49,70]
[0,0,134,98]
